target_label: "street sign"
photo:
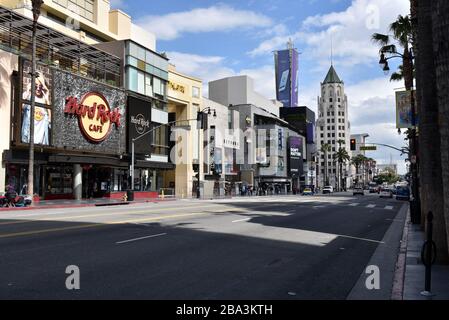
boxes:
[360,146,377,151]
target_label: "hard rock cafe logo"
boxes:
[131,114,150,135]
[64,92,122,143]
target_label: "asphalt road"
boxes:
[0,193,407,300]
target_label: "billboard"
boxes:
[396,90,415,129]
[287,136,304,177]
[275,49,299,108]
[128,96,152,155]
[21,60,52,146]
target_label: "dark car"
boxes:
[396,186,411,201]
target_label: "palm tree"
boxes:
[372,14,414,90]
[320,143,331,186]
[351,154,367,186]
[335,147,350,191]
[418,0,449,261]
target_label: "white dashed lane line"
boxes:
[116,233,167,245]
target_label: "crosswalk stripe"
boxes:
[367,204,376,209]
[385,206,394,210]
[349,203,360,207]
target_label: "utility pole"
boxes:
[28,0,44,200]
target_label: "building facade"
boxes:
[209,75,306,195]
[280,106,316,188]
[0,0,155,48]
[166,64,203,198]
[316,65,351,189]
[0,2,171,200]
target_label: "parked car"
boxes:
[323,186,334,194]
[353,187,365,196]
[369,186,378,193]
[302,188,314,196]
[380,188,393,199]
[396,186,411,201]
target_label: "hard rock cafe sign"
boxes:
[64,92,122,143]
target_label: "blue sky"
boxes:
[112,0,410,173]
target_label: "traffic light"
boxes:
[350,139,357,151]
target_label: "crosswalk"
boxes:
[210,197,398,211]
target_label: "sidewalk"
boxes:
[402,216,449,300]
[0,197,177,212]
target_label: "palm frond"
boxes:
[371,33,390,47]
[390,72,403,82]
[381,44,397,54]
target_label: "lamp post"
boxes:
[379,48,420,220]
[196,107,217,199]
[27,0,44,200]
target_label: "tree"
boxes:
[335,146,350,191]
[351,154,367,185]
[372,14,413,90]
[427,0,449,261]
[320,143,331,186]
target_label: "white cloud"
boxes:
[137,5,273,41]
[167,52,276,100]
[249,0,410,70]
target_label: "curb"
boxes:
[391,205,411,300]
[0,198,177,212]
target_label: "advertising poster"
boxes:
[21,60,52,146]
[256,147,267,165]
[276,50,292,107]
[21,104,52,145]
[128,96,152,155]
[288,136,304,177]
[396,90,415,129]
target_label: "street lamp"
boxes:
[27,0,44,201]
[377,47,421,221]
[196,107,217,199]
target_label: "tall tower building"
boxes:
[274,40,299,108]
[316,65,351,189]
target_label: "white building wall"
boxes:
[209,76,280,117]
[0,50,18,192]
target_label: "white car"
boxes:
[323,186,334,194]
[380,188,393,198]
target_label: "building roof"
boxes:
[323,65,343,84]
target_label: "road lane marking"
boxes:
[367,205,376,209]
[385,206,394,210]
[232,218,251,223]
[349,203,360,207]
[0,204,228,227]
[116,233,167,244]
[0,212,209,240]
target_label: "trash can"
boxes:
[127,189,134,202]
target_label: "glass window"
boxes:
[127,56,138,68]
[129,42,139,58]
[137,46,146,61]
[127,67,138,92]
[192,86,200,98]
[137,71,145,95]
[145,75,153,96]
